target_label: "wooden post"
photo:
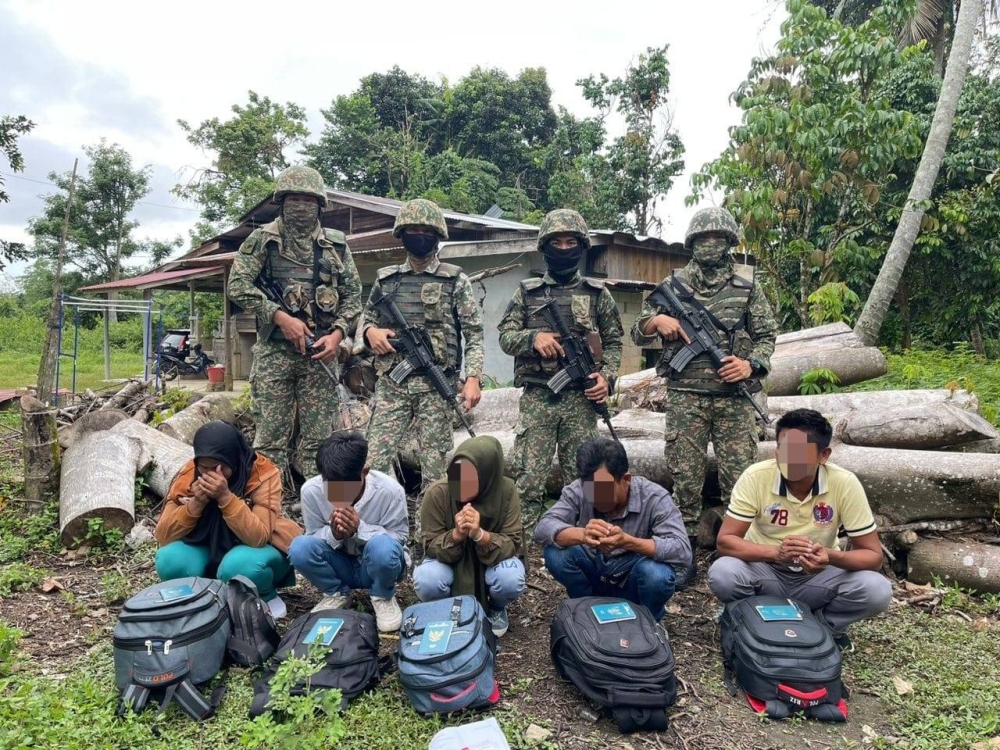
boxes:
[189,280,197,344]
[37,158,78,403]
[222,266,234,391]
[21,396,60,512]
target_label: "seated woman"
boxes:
[414,435,525,638]
[154,421,301,619]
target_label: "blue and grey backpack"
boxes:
[397,595,499,716]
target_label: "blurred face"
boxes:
[776,428,831,483]
[195,458,232,479]
[583,465,631,514]
[325,467,369,509]
[448,459,480,504]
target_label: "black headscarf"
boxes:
[183,422,257,575]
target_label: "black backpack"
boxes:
[720,595,847,721]
[225,576,280,668]
[112,577,230,721]
[551,597,677,733]
[249,608,386,717]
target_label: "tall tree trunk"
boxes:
[109,225,125,325]
[854,0,983,346]
[971,321,986,357]
[37,159,78,402]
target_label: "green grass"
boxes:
[0,643,554,750]
[0,314,149,392]
[848,344,1000,426]
[850,604,1000,749]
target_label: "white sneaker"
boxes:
[312,592,350,613]
[264,595,288,621]
[371,595,403,632]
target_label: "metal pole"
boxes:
[54,296,64,406]
[72,306,79,398]
[103,302,111,381]
[142,300,150,383]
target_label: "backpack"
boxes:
[249,608,383,716]
[113,577,230,721]
[397,595,499,716]
[720,595,847,722]
[551,597,676,733]
[225,575,280,668]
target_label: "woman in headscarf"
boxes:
[154,421,301,618]
[413,435,525,637]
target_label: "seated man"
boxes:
[535,437,692,620]
[288,431,409,632]
[708,408,892,651]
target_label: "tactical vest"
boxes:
[514,276,603,389]
[372,263,462,372]
[261,221,347,339]
[657,268,755,395]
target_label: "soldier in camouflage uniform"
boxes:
[498,209,623,514]
[229,165,362,487]
[632,207,777,546]
[362,198,484,490]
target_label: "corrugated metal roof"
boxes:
[81,266,224,292]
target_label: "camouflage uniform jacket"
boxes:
[229,219,362,339]
[361,256,484,380]
[630,262,777,392]
[498,271,623,388]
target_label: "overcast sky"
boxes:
[0,0,785,284]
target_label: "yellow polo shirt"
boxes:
[726,460,877,548]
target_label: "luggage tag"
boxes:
[303,617,345,646]
[159,584,194,602]
[754,599,803,622]
[591,601,637,624]
[418,621,454,655]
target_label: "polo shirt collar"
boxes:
[772,463,828,500]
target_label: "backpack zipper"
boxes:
[113,610,229,650]
[118,593,220,623]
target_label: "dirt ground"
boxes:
[0,539,895,750]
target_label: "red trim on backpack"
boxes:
[837,698,848,719]
[777,683,828,707]
[487,680,501,704]
[430,683,477,704]
[746,694,768,713]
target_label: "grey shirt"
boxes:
[533,475,691,567]
[300,469,410,566]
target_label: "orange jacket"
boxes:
[154,454,301,553]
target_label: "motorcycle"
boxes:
[156,343,214,381]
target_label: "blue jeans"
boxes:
[287,533,406,599]
[413,557,526,612]
[543,545,677,620]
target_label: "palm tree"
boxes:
[853,0,985,345]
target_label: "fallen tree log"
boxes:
[58,408,129,450]
[765,346,887,396]
[766,389,978,419]
[156,394,236,444]
[468,387,523,432]
[21,396,59,513]
[907,538,1000,594]
[112,419,194,498]
[59,431,140,547]
[942,438,1000,454]
[837,401,998,450]
[102,380,148,411]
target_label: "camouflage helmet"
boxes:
[393,198,449,240]
[273,165,328,209]
[684,206,739,249]
[537,209,592,251]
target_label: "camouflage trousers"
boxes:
[366,374,455,490]
[250,338,339,483]
[513,386,597,510]
[663,389,757,535]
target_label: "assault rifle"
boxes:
[255,273,338,382]
[530,299,620,443]
[646,279,770,424]
[368,285,476,438]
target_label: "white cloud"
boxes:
[2,0,785,277]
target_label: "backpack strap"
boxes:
[162,676,226,721]
[611,706,668,733]
[117,684,151,716]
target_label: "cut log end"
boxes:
[907,538,1000,594]
[59,507,134,549]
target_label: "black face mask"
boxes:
[543,244,584,276]
[402,233,438,257]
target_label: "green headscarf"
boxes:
[437,436,519,608]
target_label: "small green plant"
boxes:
[240,645,345,750]
[0,562,46,596]
[100,571,132,606]
[75,518,126,552]
[798,367,842,395]
[0,502,60,563]
[59,589,90,618]
[807,282,862,325]
[0,621,23,676]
